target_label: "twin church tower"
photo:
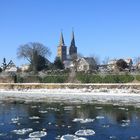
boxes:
[57,31,77,62]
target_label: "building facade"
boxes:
[57,31,78,62]
[57,32,67,62]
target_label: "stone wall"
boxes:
[0,83,140,90]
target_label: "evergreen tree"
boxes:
[53,57,64,69]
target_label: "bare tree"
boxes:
[90,54,100,65]
[133,57,140,65]
[102,57,110,65]
[17,42,51,72]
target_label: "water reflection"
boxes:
[0,102,140,139]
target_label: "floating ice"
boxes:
[75,129,95,136]
[95,107,103,110]
[12,128,33,135]
[39,110,48,113]
[130,136,139,139]
[73,118,94,123]
[25,138,41,140]
[11,117,20,123]
[34,121,39,124]
[102,124,110,128]
[0,133,7,136]
[60,134,77,140]
[29,131,47,138]
[96,116,105,119]
[11,117,20,121]
[122,120,130,123]
[118,107,128,111]
[29,116,40,120]
[73,118,83,122]
[78,138,88,140]
[47,107,59,111]
[31,106,38,109]
[109,136,117,139]
[121,123,129,127]
[76,106,81,109]
[55,135,61,139]
[0,123,4,125]
[64,106,73,111]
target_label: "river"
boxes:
[0,101,140,140]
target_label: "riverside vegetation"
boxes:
[15,71,140,83]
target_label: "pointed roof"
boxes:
[70,31,76,47]
[59,32,65,46]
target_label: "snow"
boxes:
[0,88,140,106]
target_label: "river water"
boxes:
[0,101,140,140]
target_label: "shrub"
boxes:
[41,75,68,83]
[76,73,102,83]
[103,75,119,83]
[76,73,134,83]
[117,74,134,83]
[136,75,140,81]
[16,75,42,83]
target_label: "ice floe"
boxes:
[38,110,48,113]
[60,134,87,140]
[29,131,47,138]
[96,116,105,119]
[11,117,20,123]
[0,133,7,136]
[29,116,40,120]
[118,107,128,111]
[121,119,130,123]
[64,106,73,111]
[75,129,95,136]
[95,106,103,110]
[12,128,33,135]
[60,134,77,140]
[130,136,139,139]
[121,123,129,127]
[25,138,41,140]
[73,118,94,123]
[109,136,117,139]
[31,106,38,109]
[102,124,110,128]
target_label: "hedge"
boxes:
[76,73,134,83]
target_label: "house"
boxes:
[76,57,97,72]
[4,60,17,72]
[63,60,74,69]
[124,58,133,70]
[20,64,30,72]
[136,63,140,70]
[107,59,117,71]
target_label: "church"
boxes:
[57,31,77,62]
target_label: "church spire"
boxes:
[69,30,77,57]
[59,32,65,46]
[70,31,75,47]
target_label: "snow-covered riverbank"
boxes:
[0,88,140,107]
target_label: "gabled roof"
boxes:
[79,57,96,65]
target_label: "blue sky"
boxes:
[0,0,140,66]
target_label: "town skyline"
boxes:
[0,0,140,66]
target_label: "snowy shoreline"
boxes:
[0,87,140,107]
